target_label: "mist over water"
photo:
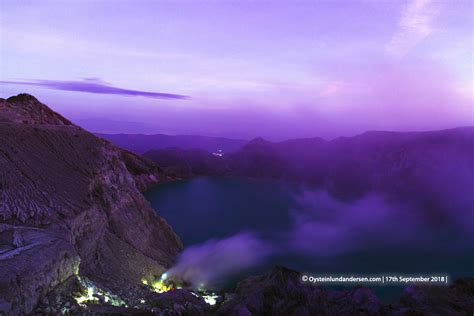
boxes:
[145,177,474,298]
[167,232,273,289]
[285,191,422,257]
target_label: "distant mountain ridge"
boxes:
[97,132,248,154]
[145,126,474,206]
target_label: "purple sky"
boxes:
[1,0,472,140]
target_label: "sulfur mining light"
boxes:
[87,287,94,298]
[202,293,218,306]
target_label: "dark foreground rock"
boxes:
[215,266,383,316]
[149,289,211,315]
[29,265,474,315]
[215,267,474,316]
[392,277,474,315]
[0,94,182,314]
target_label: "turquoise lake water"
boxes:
[145,177,474,302]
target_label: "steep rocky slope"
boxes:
[0,94,182,313]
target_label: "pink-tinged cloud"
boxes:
[386,0,438,59]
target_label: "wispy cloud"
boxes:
[0,78,189,100]
[386,0,438,59]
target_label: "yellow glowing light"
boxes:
[75,296,87,305]
[140,299,146,304]
[152,279,173,293]
[146,272,175,293]
[202,293,218,306]
[74,287,98,306]
[73,275,126,307]
[141,278,148,285]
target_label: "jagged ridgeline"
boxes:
[0,94,182,313]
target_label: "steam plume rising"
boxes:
[167,232,273,288]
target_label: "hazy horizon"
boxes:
[1,0,472,141]
[93,123,473,142]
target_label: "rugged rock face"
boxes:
[0,224,80,312]
[0,94,182,314]
[119,148,174,191]
[0,93,73,125]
